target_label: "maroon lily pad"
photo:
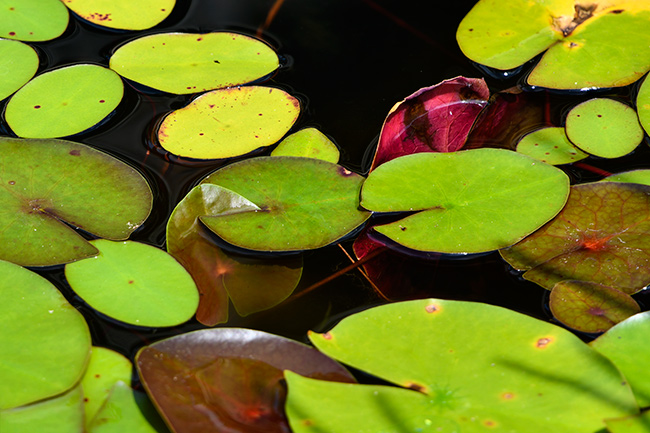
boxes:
[136,328,355,433]
[500,182,650,293]
[550,280,640,333]
[368,76,489,171]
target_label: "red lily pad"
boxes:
[135,328,355,433]
[500,182,650,293]
[369,76,489,171]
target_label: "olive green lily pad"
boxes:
[605,410,650,433]
[158,86,299,159]
[5,64,124,138]
[565,98,643,158]
[65,240,199,327]
[63,0,175,30]
[516,126,588,165]
[200,156,371,251]
[109,32,278,94]
[0,0,69,42]
[0,260,91,410]
[0,137,152,267]
[637,75,650,137]
[603,169,650,185]
[360,148,569,253]
[0,39,38,101]
[285,299,638,432]
[271,128,340,163]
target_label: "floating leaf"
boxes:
[65,240,199,327]
[549,280,640,333]
[0,0,69,41]
[361,148,569,253]
[637,75,650,136]
[516,126,588,165]
[501,182,650,292]
[0,137,152,267]
[5,64,124,138]
[63,0,175,30]
[110,32,279,94]
[603,169,650,186]
[0,39,38,101]
[369,76,489,171]
[166,183,302,326]
[136,328,355,433]
[605,410,650,433]
[200,156,371,251]
[286,299,637,433]
[0,260,90,410]
[157,86,299,159]
[271,128,340,163]
[565,98,643,158]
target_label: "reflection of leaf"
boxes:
[501,182,650,293]
[369,77,488,171]
[63,0,175,30]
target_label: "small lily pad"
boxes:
[516,126,588,165]
[157,86,299,159]
[5,64,124,138]
[0,39,38,101]
[65,240,199,327]
[637,75,650,137]
[271,128,340,163]
[63,0,175,30]
[110,32,279,94]
[565,98,643,158]
[603,170,650,186]
[0,0,69,41]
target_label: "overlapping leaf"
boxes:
[516,127,588,165]
[63,0,175,30]
[637,75,650,136]
[0,39,38,101]
[271,128,340,163]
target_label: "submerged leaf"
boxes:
[63,0,175,30]
[0,0,69,41]
[0,39,38,101]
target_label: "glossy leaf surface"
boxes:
[286,299,637,432]
[65,240,199,327]
[501,182,650,292]
[638,75,650,136]
[361,149,569,253]
[516,127,588,165]
[200,156,371,251]
[0,39,38,101]
[166,184,302,326]
[0,0,69,41]
[0,260,90,410]
[271,128,340,163]
[63,0,175,30]
[136,328,355,433]
[6,64,124,138]
[0,138,152,266]
[110,32,278,94]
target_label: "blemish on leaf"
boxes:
[483,419,497,428]
[399,225,407,231]
[535,337,553,349]
[322,332,333,340]
[8,181,15,185]
[405,382,427,393]
[501,392,515,400]
[337,166,354,177]
[302,420,314,426]
[34,105,41,109]
[425,304,439,313]
[99,99,105,103]
[69,150,81,156]
[128,280,134,284]
[588,307,605,316]
[610,9,624,14]
[95,374,101,378]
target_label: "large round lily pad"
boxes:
[63,0,175,30]
[0,39,38,101]
[0,0,69,41]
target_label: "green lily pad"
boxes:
[591,311,650,407]
[360,148,569,253]
[271,128,340,163]
[157,86,299,159]
[0,137,152,267]
[637,75,650,137]
[605,410,650,433]
[63,0,175,30]
[285,299,638,433]
[0,0,69,42]
[602,169,650,186]
[0,39,38,101]
[0,260,90,410]
[65,240,199,327]
[5,64,124,138]
[166,183,302,326]
[501,182,650,292]
[516,126,588,165]
[565,98,643,158]
[109,32,279,94]
[549,280,640,333]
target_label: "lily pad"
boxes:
[500,182,650,292]
[0,0,69,41]
[166,183,302,326]
[565,98,643,158]
[136,328,355,433]
[605,410,650,433]
[157,86,299,159]
[636,75,650,137]
[516,126,588,165]
[0,260,91,410]
[271,128,340,163]
[0,39,38,101]
[5,64,124,138]
[603,169,650,186]
[200,156,371,251]
[0,137,152,267]
[65,240,199,327]
[63,0,175,30]
[360,148,569,253]
[110,32,279,94]
[285,299,638,432]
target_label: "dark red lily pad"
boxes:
[368,76,489,171]
[136,328,355,433]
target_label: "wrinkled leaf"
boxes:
[63,0,175,30]
[361,148,569,253]
[136,328,355,433]
[0,137,152,267]
[271,128,340,163]
[0,39,38,101]
[200,156,371,251]
[516,126,588,165]
[637,75,650,136]
[0,0,69,41]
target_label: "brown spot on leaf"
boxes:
[501,392,515,400]
[128,280,134,284]
[8,31,15,36]
[589,307,605,316]
[483,420,497,428]
[553,4,596,36]
[322,332,333,340]
[8,180,15,185]
[69,150,81,156]
[95,374,101,378]
[569,42,579,48]
[536,337,553,349]
[405,382,427,393]
[610,9,624,14]
[425,304,439,313]
[34,105,41,109]
[302,420,314,426]
[337,166,354,177]
[99,99,105,103]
